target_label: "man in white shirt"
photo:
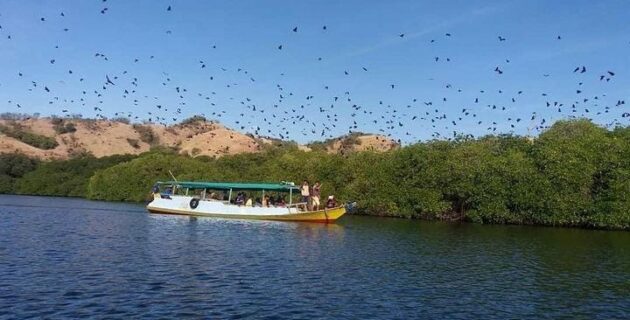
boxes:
[300,180,310,209]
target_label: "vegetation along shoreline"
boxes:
[1,116,628,231]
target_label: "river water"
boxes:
[0,195,628,319]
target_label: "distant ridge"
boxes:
[0,115,398,160]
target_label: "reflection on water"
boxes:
[0,195,628,319]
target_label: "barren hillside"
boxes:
[0,117,398,160]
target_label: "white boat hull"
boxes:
[147,195,346,222]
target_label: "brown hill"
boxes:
[307,132,400,155]
[0,116,398,160]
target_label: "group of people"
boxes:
[233,192,287,207]
[152,181,338,210]
[230,180,337,211]
[300,180,337,210]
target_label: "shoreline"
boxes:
[2,193,627,232]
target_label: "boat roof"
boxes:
[158,181,300,191]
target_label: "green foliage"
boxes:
[88,153,216,202]
[126,138,141,149]
[83,119,630,229]
[15,155,136,197]
[0,123,59,150]
[180,115,207,125]
[2,119,629,230]
[306,132,365,154]
[52,118,77,134]
[133,124,158,145]
[0,153,39,193]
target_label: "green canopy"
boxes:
[158,181,299,191]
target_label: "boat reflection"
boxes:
[148,213,345,237]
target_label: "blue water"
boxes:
[0,195,628,319]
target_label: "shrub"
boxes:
[180,115,207,125]
[126,138,140,149]
[52,118,77,134]
[0,124,58,150]
[0,153,39,193]
[16,154,135,197]
[133,124,158,145]
[111,117,130,124]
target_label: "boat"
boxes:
[146,181,347,223]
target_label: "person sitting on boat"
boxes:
[326,195,337,208]
[268,195,275,207]
[276,195,286,207]
[300,180,310,204]
[245,197,253,207]
[158,186,172,199]
[254,197,262,207]
[235,192,245,206]
[262,195,269,207]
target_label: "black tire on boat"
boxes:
[189,198,200,209]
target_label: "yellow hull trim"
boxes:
[147,205,346,223]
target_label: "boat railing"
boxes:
[287,202,309,212]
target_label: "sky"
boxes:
[0,0,628,144]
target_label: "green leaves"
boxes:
[2,119,627,229]
[15,155,134,198]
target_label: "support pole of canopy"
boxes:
[228,188,232,202]
[289,188,292,206]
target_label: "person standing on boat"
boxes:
[300,180,310,210]
[312,182,322,210]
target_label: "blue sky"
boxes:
[0,0,628,143]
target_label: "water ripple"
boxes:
[0,195,628,319]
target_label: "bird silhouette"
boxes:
[106,75,115,85]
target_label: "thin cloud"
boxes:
[346,4,509,58]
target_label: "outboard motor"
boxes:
[345,201,358,213]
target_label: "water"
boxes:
[0,195,628,319]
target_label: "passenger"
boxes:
[245,197,253,207]
[235,192,245,206]
[268,195,276,207]
[151,184,161,199]
[276,195,286,207]
[254,197,262,207]
[312,181,322,210]
[262,195,269,207]
[300,180,310,204]
[326,195,337,208]
[160,186,172,199]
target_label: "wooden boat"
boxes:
[146,181,346,223]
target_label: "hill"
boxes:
[0,115,398,160]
